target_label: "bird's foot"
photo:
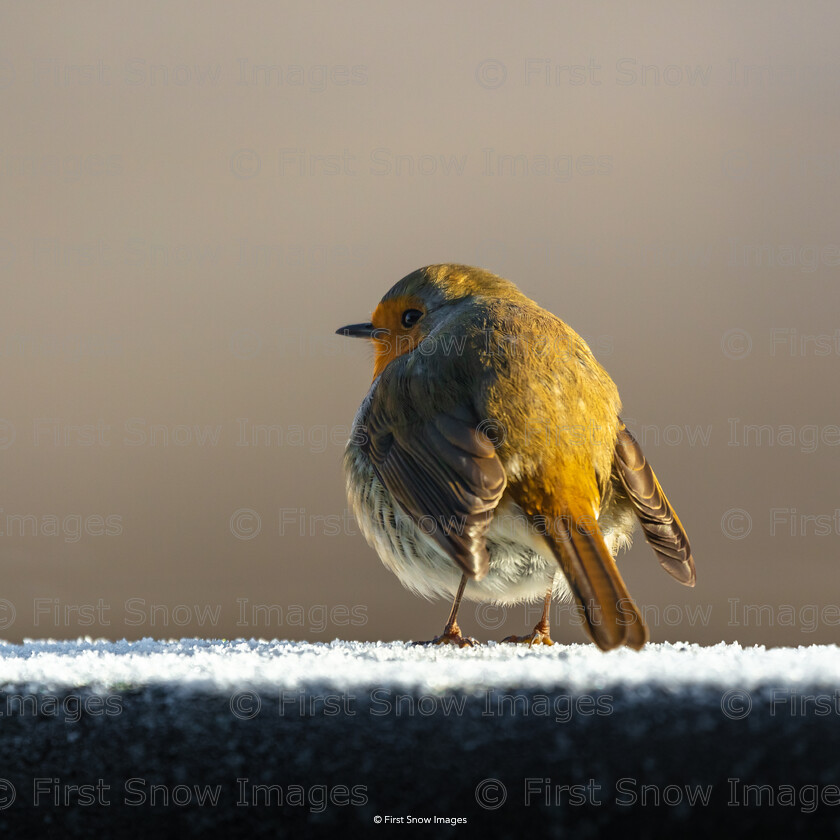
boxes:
[412,621,479,648]
[412,633,479,648]
[501,627,555,647]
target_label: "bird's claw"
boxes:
[501,630,555,647]
[412,633,480,648]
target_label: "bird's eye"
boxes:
[401,309,423,328]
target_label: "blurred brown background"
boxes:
[1,2,838,645]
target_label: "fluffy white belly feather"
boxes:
[344,444,571,606]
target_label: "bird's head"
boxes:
[336,264,525,379]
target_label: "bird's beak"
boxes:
[335,322,389,340]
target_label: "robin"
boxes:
[337,265,695,650]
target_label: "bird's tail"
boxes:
[613,425,696,587]
[542,502,649,651]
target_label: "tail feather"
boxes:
[545,504,649,651]
[613,425,696,587]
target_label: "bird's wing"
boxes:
[612,424,696,586]
[362,392,507,581]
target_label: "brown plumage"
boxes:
[339,265,696,650]
[613,426,696,586]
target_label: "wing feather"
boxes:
[613,425,696,586]
[362,395,506,580]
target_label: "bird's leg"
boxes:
[502,583,555,646]
[412,574,479,648]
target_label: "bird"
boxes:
[337,265,695,651]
